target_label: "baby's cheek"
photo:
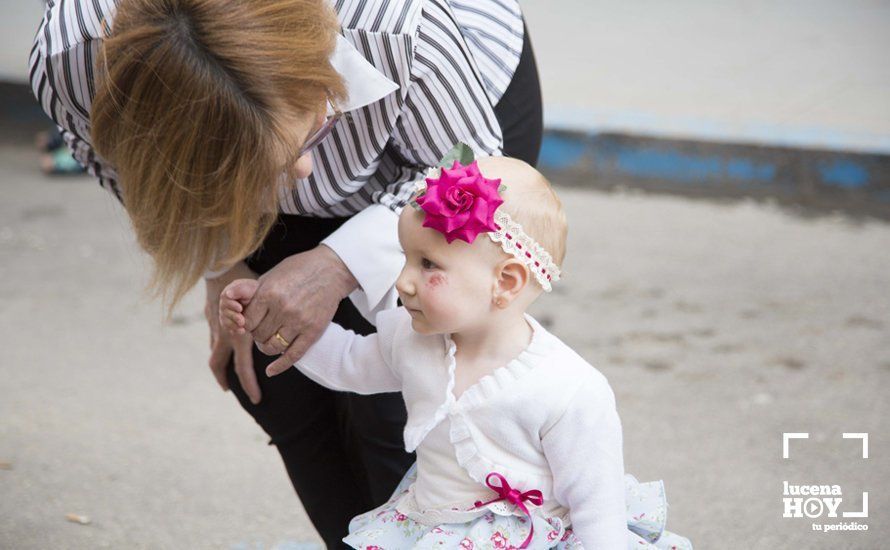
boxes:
[423,274,457,317]
[427,273,447,289]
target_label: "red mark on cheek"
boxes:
[427,273,447,289]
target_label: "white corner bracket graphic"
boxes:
[842,433,869,459]
[783,432,809,459]
[843,492,869,518]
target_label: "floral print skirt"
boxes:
[343,463,692,549]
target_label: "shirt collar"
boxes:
[328,34,400,115]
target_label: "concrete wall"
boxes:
[522,0,890,153]
[0,1,44,82]
[6,0,889,211]
[6,0,889,152]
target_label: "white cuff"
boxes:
[321,204,403,324]
[203,265,232,280]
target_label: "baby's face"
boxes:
[396,207,502,335]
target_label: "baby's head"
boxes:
[396,156,567,335]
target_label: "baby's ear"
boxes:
[493,258,529,307]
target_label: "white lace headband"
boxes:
[488,209,561,292]
[409,158,562,292]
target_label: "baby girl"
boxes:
[220,154,691,549]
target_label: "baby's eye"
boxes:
[421,258,437,270]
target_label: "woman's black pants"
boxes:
[225,20,542,550]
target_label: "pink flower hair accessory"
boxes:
[414,160,504,244]
[409,143,562,292]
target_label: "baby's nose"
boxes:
[395,271,414,296]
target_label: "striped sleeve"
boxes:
[29,0,123,202]
[361,0,505,214]
[449,0,523,106]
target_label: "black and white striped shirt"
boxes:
[29,0,524,216]
[29,0,525,318]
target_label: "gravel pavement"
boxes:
[1,146,888,549]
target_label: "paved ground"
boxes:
[1,146,889,549]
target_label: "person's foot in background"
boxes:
[35,128,86,175]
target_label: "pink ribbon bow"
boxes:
[472,472,544,549]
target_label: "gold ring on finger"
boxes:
[274,331,290,348]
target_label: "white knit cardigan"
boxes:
[295,306,627,549]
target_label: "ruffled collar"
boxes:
[402,313,554,453]
[442,314,558,497]
[442,313,551,409]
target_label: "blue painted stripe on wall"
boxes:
[609,147,724,183]
[536,124,890,216]
[726,158,777,182]
[538,134,587,170]
[818,160,870,189]
[539,134,781,185]
[544,106,890,156]
[604,147,780,184]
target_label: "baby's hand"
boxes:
[219,278,259,336]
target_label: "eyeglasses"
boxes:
[298,99,342,156]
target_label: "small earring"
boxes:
[495,297,504,307]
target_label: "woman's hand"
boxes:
[242,245,358,377]
[204,261,262,404]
